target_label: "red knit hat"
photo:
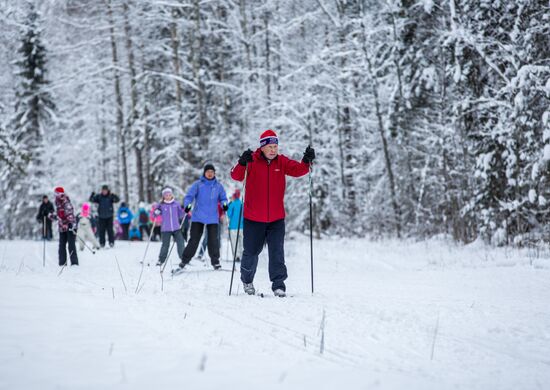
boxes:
[54,187,65,194]
[260,129,278,147]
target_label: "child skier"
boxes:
[137,202,151,240]
[117,202,134,240]
[150,202,162,241]
[77,203,100,251]
[154,188,186,266]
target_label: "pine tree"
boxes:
[5,4,56,238]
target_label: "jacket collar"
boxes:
[200,176,217,184]
[254,148,279,163]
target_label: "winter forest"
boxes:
[2,1,550,389]
[1,0,549,242]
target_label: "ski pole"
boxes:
[226,220,233,262]
[43,216,46,267]
[135,219,157,294]
[229,167,248,296]
[309,161,314,294]
[76,233,96,254]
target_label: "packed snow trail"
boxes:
[1,237,549,390]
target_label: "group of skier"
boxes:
[38,130,315,297]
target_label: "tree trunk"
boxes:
[359,14,402,237]
[107,0,129,202]
[123,1,144,203]
[191,0,206,144]
[264,14,271,108]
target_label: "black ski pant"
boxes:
[59,231,78,266]
[121,223,130,240]
[240,218,286,292]
[98,217,114,246]
[41,219,53,240]
[139,225,151,240]
[182,222,220,266]
[152,226,161,242]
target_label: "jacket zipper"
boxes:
[169,206,173,231]
[267,159,270,222]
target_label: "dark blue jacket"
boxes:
[89,192,120,219]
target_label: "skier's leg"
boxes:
[77,230,85,251]
[158,232,171,264]
[181,222,204,264]
[84,227,100,249]
[46,220,53,240]
[173,230,185,260]
[240,219,266,284]
[68,231,79,265]
[266,219,287,292]
[153,226,161,241]
[237,228,244,260]
[121,223,129,240]
[206,224,220,266]
[58,231,68,266]
[229,229,237,257]
[198,228,208,258]
[89,227,100,249]
[107,217,115,245]
[98,218,106,247]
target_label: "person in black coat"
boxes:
[36,195,54,240]
[89,184,120,248]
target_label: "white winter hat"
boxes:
[162,188,173,196]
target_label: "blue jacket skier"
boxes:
[176,164,228,271]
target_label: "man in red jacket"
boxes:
[230,129,315,297]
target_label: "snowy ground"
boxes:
[1,235,549,390]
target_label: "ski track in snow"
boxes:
[1,237,550,390]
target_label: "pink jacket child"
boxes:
[150,203,162,227]
[77,203,100,251]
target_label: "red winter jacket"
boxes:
[230,148,310,223]
[54,194,76,232]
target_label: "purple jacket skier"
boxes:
[154,188,186,266]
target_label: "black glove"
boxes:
[68,223,76,233]
[222,202,228,211]
[302,146,316,164]
[238,149,253,166]
[184,204,192,213]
